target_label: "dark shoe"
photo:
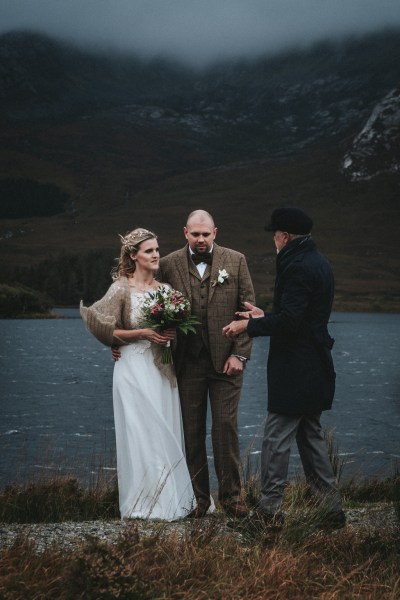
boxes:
[221,501,248,519]
[320,509,346,530]
[186,505,210,519]
[228,509,284,533]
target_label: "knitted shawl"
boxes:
[80,276,176,386]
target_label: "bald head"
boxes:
[186,210,215,228]
[184,210,217,254]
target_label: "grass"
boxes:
[1,473,399,598]
[1,439,399,599]
[0,476,119,524]
[1,472,399,524]
[0,502,399,599]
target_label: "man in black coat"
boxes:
[223,207,345,530]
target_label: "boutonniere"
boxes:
[212,268,229,287]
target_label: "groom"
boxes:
[159,210,255,518]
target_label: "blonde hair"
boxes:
[112,228,157,280]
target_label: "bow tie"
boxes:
[191,252,213,265]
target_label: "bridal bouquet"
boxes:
[140,286,199,363]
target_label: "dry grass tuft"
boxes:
[1,467,399,598]
[1,520,399,599]
[0,476,119,523]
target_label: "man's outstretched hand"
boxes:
[235,302,264,320]
[222,302,263,339]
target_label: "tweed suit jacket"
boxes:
[159,243,255,374]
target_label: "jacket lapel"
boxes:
[175,245,196,300]
[209,244,225,303]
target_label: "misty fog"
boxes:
[1,0,400,67]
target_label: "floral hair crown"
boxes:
[119,228,157,253]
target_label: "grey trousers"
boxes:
[259,411,342,514]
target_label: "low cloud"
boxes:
[1,0,400,66]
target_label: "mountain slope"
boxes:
[2,29,400,160]
[0,30,399,311]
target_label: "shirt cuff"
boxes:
[231,354,248,362]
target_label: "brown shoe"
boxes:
[186,505,210,519]
[221,501,248,519]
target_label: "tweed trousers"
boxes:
[259,412,342,514]
[177,347,243,508]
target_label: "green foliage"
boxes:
[140,287,200,335]
[0,178,68,218]
[0,283,53,317]
[1,248,116,306]
[0,477,119,523]
[341,474,400,504]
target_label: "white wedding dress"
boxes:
[112,290,195,520]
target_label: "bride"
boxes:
[80,228,195,520]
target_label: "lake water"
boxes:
[1,311,399,490]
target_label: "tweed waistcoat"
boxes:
[187,264,211,357]
[159,243,255,373]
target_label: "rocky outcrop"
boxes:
[1,29,400,162]
[342,88,400,181]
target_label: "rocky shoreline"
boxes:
[1,503,397,554]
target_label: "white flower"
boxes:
[212,268,229,286]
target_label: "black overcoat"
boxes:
[247,237,336,415]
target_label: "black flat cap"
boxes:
[265,207,313,234]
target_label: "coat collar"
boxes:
[277,235,315,267]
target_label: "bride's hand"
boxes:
[142,329,171,345]
[163,328,176,341]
